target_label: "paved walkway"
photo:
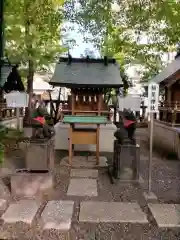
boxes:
[0,128,180,239]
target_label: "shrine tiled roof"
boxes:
[150,56,180,85]
[50,57,123,88]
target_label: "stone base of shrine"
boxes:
[10,169,53,200]
[54,122,116,152]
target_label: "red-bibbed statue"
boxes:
[123,109,136,142]
[114,109,136,145]
[31,101,55,139]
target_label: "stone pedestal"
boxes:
[112,140,140,180]
[10,169,53,199]
[25,137,55,171]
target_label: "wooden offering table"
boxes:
[63,115,109,165]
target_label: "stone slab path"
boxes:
[1,200,39,225]
[67,178,98,197]
[41,200,74,231]
[148,203,180,228]
[79,201,148,223]
[1,145,180,239]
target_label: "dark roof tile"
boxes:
[50,57,123,88]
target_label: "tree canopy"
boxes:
[5,0,65,74]
[4,0,65,122]
[64,0,179,81]
[4,0,180,84]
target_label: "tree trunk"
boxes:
[24,60,34,126]
[0,0,5,115]
[23,5,34,126]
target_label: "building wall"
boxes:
[171,82,180,101]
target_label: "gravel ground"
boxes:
[0,128,180,239]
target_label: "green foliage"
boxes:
[4,0,65,70]
[0,126,8,165]
[64,0,180,82]
[0,126,25,166]
[4,0,66,122]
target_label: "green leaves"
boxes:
[5,0,180,84]
[4,0,65,69]
[64,0,180,83]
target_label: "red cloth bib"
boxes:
[124,120,135,128]
[33,117,46,125]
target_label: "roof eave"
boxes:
[49,82,123,88]
[150,57,180,84]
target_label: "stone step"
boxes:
[67,178,98,197]
[0,200,74,239]
[148,203,180,228]
[40,200,74,231]
[1,200,40,225]
[79,201,148,223]
[1,200,168,239]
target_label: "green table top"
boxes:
[63,115,109,124]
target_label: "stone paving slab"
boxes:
[148,203,180,227]
[79,201,148,223]
[60,156,107,168]
[67,179,98,197]
[70,169,98,178]
[40,200,74,231]
[1,200,39,225]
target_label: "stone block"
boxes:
[79,201,148,223]
[148,203,180,227]
[1,200,39,225]
[67,179,97,197]
[40,200,74,231]
[112,140,140,180]
[26,137,55,171]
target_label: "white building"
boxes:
[126,65,145,96]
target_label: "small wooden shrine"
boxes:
[50,56,123,164]
[151,55,180,125]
